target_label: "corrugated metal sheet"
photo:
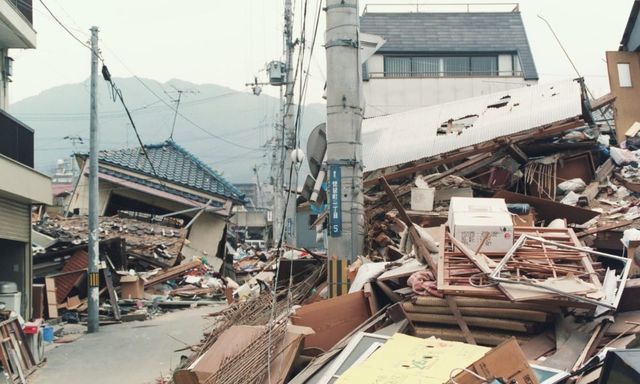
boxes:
[0,198,29,242]
[362,80,583,172]
[55,249,88,304]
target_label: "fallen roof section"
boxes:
[362,79,584,173]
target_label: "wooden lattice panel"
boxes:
[438,227,601,299]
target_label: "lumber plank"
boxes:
[413,325,532,347]
[402,302,551,323]
[407,313,540,333]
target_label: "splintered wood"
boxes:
[438,227,602,303]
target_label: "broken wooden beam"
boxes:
[402,302,551,323]
[379,176,476,345]
[408,312,540,333]
[143,260,202,287]
[577,220,633,238]
[413,325,531,347]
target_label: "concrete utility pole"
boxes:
[273,0,298,247]
[325,0,364,296]
[87,26,100,333]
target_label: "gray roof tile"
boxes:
[98,140,246,203]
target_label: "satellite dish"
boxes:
[306,123,326,178]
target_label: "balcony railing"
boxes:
[363,3,520,14]
[6,0,33,25]
[367,70,524,79]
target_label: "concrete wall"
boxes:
[183,212,226,267]
[363,53,533,117]
[0,153,51,205]
[607,51,640,144]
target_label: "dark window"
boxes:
[471,56,498,76]
[443,57,470,75]
[0,111,34,167]
[411,57,439,77]
[384,57,411,77]
[383,55,500,78]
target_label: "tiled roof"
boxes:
[98,140,245,203]
[99,166,215,206]
[360,12,539,80]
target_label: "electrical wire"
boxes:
[101,64,163,182]
[292,0,323,147]
[38,0,104,62]
[30,0,266,153]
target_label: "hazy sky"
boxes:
[7,0,635,106]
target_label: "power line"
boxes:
[101,64,162,181]
[34,0,262,152]
[15,92,238,119]
[96,42,262,151]
[38,0,102,61]
[293,0,323,147]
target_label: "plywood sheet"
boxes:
[291,291,370,352]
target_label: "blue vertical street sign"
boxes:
[329,165,342,237]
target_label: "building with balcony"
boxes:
[0,0,49,319]
[0,0,35,109]
[360,3,538,117]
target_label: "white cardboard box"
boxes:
[411,187,435,211]
[448,197,514,253]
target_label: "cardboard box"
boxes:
[120,275,144,299]
[454,338,539,384]
[410,187,435,211]
[291,291,370,351]
[448,197,514,253]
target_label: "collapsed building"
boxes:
[66,139,245,268]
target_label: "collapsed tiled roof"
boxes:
[98,140,245,203]
[360,11,538,80]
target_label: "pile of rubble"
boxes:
[164,82,640,383]
[30,212,231,326]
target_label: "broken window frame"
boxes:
[488,235,631,309]
[317,332,391,384]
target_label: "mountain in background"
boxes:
[9,77,325,183]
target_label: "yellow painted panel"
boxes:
[337,334,489,384]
